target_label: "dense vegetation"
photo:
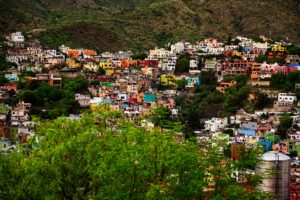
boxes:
[16,75,88,119]
[0,106,271,199]
[1,0,300,50]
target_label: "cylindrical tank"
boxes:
[256,151,291,200]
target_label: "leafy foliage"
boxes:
[131,52,147,60]
[270,71,300,91]
[175,54,190,74]
[253,92,272,110]
[277,113,293,139]
[17,76,88,119]
[0,107,270,199]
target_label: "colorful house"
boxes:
[83,50,97,57]
[160,75,177,85]
[186,77,200,88]
[143,94,156,104]
[66,58,81,68]
[216,80,237,93]
[120,59,138,68]
[99,61,114,76]
[67,49,80,57]
[5,74,19,82]
[271,44,286,52]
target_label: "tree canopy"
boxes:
[0,106,270,199]
[277,113,294,139]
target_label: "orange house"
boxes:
[137,93,144,104]
[121,59,138,68]
[83,50,97,56]
[250,63,261,80]
[216,80,237,93]
[67,49,80,58]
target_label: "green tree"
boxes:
[0,75,8,86]
[0,107,270,199]
[175,54,190,74]
[200,70,217,86]
[270,72,287,90]
[256,55,267,63]
[286,44,300,55]
[97,67,106,76]
[277,114,293,139]
[290,150,298,158]
[234,74,247,88]
[254,93,272,110]
[175,78,187,90]
[49,88,63,101]
[90,79,100,85]
[149,104,173,129]
[131,53,147,60]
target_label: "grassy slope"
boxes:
[0,0,299,50]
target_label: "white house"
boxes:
[171,42,185,54]
[207,47,225,55]
[83,62,99,72]
[204,59,218,71]
[75,93,91,107]
[252,42,268,49]
[11,32,25,43]
[90,97,104,106]
[277,93,297,104]
[45,49,57,57]
[59,45,70,54]
[11,101,31,122]
[171,109,179,117]
[189,59,198,69]
[117,92,130,102]
[149,48,175,59]
[189,59,200,74]
[161,57,177,71]
[225,45,239,51]
[204,117,228,132]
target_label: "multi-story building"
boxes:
[204,59,218,71]
[160,57,177,71]
[277,93,297,104]
[10,32,25,43]
[11,101,31,122]
[29,74,62,90]
[75,93,91,107]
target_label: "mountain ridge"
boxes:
[0,0,299,50]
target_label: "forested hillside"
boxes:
[0,0,299,50]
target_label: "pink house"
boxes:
[260,62,297,74]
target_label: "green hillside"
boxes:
[0,0,299,50]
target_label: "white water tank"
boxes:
[256,151,291,200]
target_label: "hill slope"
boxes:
[1,0,299,50]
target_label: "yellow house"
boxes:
[272,44,286,52]
[233,51,244,57]
[160,75,177,85]
[66,58,81,68]
[99,61,114,76]
[99,61,112,68]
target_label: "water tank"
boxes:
[256,151,291,200]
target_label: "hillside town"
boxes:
[1,32,300,198]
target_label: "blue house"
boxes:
[5,74,19,82]
[237,129,256,137]
[144,94,156,104]
[241,46,252,52]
